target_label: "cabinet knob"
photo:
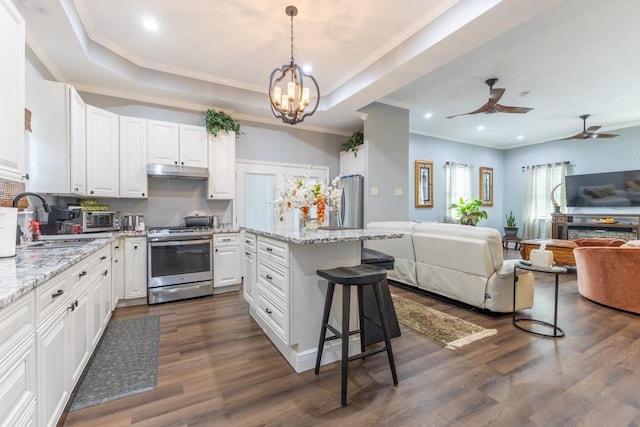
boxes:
[265,308,272,314]
[79,271,87,278]
[174,161,178,165]
[142,193,145,197]
[266,274,273,280]
[114,246,119,249]
[90,190,94,194]
[51,289,64,299]
[103,270,108,276]
[181,161,184,165]
[134,245,138,249]
[245,252,250,256]
[215,248,218,252]
[100,256,107,260]
[114,259,118,263]
[266,247,273,252]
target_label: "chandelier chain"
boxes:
[290,13,294,64]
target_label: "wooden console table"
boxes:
[520,239,577,267]
[551,213,639,240]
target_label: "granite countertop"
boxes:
[0,236,115,311]
[241,226,403,244]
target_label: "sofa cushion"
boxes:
[621,240,640,248]
[574,238,626,247]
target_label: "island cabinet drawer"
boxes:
[258,237,289,267]
[214,233,239,246]
[256,283,289,344]
[243,232,256,251]
[257,259,289,304]
[36,271,71,322]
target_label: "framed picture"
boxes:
[415,160,433,208]
[480,166,493,207]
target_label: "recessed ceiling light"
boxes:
[424,112,433,119]
[302,64,313,73]
[517,135,524,140]
[477,125,485,131]
[143,17,159,32]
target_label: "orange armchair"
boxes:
[574,246,640,314]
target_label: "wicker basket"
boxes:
[0,182,28,209]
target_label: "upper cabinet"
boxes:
[339,145,365,177]
[147,120,207,168]
[86,105,119,197]
[119,116,148,198]
[0,0,25,183]
[26,80,86,195]
[208,131,236,199]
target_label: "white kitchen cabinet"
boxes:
[124,237,147,299]
[89,263,111,350]
[208,131,236,199]
[0,0,25,183]
[148,120,207,168]
[0,293,36,427]
[86,105,119,197]
[179,124,208,167]
[213,232,241,292]
[67,284,89,389]
[25,80,86,195]
[242,232,257,307]
[119,116,148,198]
[339,145,365,176]
[111,238,124,309]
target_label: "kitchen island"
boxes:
[241,226,403,373]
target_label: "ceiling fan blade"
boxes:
[493,104,534,114]
[586,125,601,132]
[591,133,618,139]
[488,88,505,104]
[560,132,588,140]
[446,102,493,119]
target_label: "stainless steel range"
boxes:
[147,226,214,304]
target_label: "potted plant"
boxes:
[340,130,363,156]
[450,197,488,226]
[504,210,518,237]
[205,109,241,137]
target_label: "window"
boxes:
[444,162,471,223]
[522,162,568,239]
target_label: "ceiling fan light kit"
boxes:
[446,78,534,119]
[268,5,320,125]
[561,114,619,140]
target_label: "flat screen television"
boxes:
[565,169,640,207]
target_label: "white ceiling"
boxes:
[15,0,640,149]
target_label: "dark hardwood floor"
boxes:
[60,249,640,426]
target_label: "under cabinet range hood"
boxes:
[147,163,209,180]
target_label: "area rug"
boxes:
[390,294,496,349]
[69,315,160,411]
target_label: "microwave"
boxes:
[73,210,121,233]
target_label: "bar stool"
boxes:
[314,264,398,406]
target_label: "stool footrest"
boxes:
[348,346,389,362]
[323,325,360,342]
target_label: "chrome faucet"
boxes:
[12,192,51,245]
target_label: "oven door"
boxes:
[148,237,213,288]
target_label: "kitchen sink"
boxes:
[22,239,94,250]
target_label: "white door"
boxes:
[69,87,86,195]
[243,248,256,307]
[119,116,148,198]
[214,245,241,287]
[124,238,147,299]
[86,105,119,197]
[147,120,179,165]
[208,131,235,199]
[179,124,208,168]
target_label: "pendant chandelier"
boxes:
[268,5,320,125]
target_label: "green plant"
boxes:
[340,130,363,155]
[505,210,517,227]
[450,197,488,226]
[205,109,241,137]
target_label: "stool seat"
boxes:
[361,248,395,270]
[315,263,398,406]
[316,264,387,286]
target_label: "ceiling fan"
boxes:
[446,78,534,119]
[561,114,618,140]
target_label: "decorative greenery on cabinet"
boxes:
[205,109,241,137]
[340,130,363,155]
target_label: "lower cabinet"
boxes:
[0,294,36,427]
[242,232,257,307]
[111,238,124,309]
[32,244,114,427]
[213,233,241,292]
[124,236,147,300]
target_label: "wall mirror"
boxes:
[480,166,493,206]
[415,160,434,208]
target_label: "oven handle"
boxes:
[149,238,212,247]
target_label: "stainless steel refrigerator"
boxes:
[337,174,364,228]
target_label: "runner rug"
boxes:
[69,315,160,411]
[390,294,496,349]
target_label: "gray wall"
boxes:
[361,103,410,223]
[503,125,640,227]
[409,134,505,229]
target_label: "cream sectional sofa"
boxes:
[365,221,535,313]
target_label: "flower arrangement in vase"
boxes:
[276,168,341,228]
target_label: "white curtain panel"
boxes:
[444,162,472,223]
[522,163,568,239]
